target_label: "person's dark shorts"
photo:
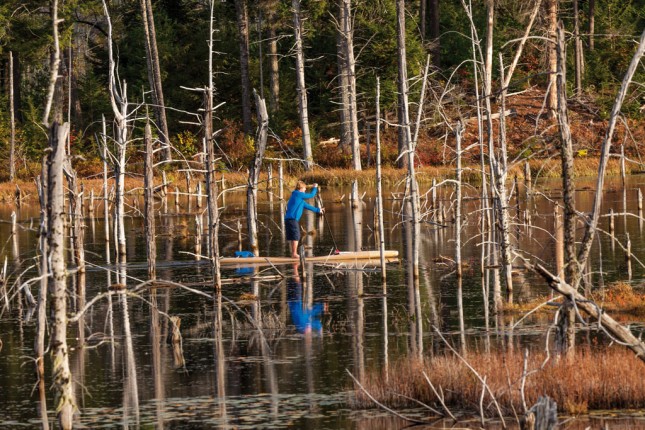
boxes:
[285,218,300,241]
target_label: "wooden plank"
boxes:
[219,250,399,265]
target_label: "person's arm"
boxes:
[300,184,318,199]
[303,202,321,214]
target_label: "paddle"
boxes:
[316,192,340,254]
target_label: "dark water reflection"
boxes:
[1,178,645,428]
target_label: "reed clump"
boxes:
[353,347,645,416]
[591,281,645,318]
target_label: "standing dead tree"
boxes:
[339,0,361,170]
[140,0,172,160]
[103,0,129,262]
[48,122,75,430]
[292,0,313,170]
[247,90,269,256]
[144,122,156,280]
[526,26,645,359]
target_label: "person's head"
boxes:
[295,180,307,191]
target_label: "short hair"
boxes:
[295,180,306,190]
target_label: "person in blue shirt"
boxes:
[285,181,325,258]
[288,264,326,334]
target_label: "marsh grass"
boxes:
[502,282,645,320]
[0,157,636,206]
[353,347,645,416]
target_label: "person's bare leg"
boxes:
[290,240,298,258]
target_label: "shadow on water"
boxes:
[1,179,645,428]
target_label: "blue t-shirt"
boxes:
[285,187,320,221]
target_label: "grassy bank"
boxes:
[353,346,645,416]
[0,157,637,207]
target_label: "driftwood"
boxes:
[523,258,645,362]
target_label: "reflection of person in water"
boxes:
[287,265,325,334]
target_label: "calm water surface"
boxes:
[1,178,645,428]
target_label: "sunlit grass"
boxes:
[353,347,645,415]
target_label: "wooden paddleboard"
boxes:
[219,250,398,265]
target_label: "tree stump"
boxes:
[521,396,558,430]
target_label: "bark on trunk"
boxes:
[48,122,75,430]
[9,51,16,181]
[573,0,583,97]
[247,90,269,255]
[292,0,313,170]
[204,90,221,290]
[396,0,410,169]
[588,0,595,51]
[235,0,253,135]
[546,0,558,116]
[340,0,361,170]
[375,77,386,280]
[337,2,350,151]
[140,0,172,160]
[267,7,280,113]
[556,21,577,355]
[144,123,156,280]
[428,0,440,67]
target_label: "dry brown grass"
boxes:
[0,155,635,207]
[502,282,645,321]
[590,282,645,318]
[353,347,645,416]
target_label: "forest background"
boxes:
[0,0,644,181]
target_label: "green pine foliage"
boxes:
[0,0,644,176]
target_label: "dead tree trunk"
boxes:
[555,21,577,355]
[337,1,350,151]
[235,0,253,135]
[576,27,645,267]
[266,2,280,113]
[103,0,128,261]
[204,90,221,290]
[396,0,410,169]
[144,122,156,280]
[247,90,269,255]
[9,51,16,182]
[588,0,595,51]
[292,0,313,170]
[573,0,583,97]
[546,0,558,116]
[340,0,361,170]
[495,54,514,302]
[375,77,386,280]
[455,122,464,279]
[35,157,48,384]
[140,0,171,160]
[64,165,85,275]
[525,260,645,363]
[48,122,75,430]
